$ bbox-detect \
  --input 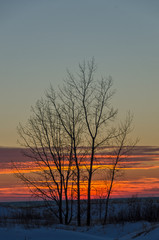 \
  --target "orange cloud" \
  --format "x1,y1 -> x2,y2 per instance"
0,146 -> 159,201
